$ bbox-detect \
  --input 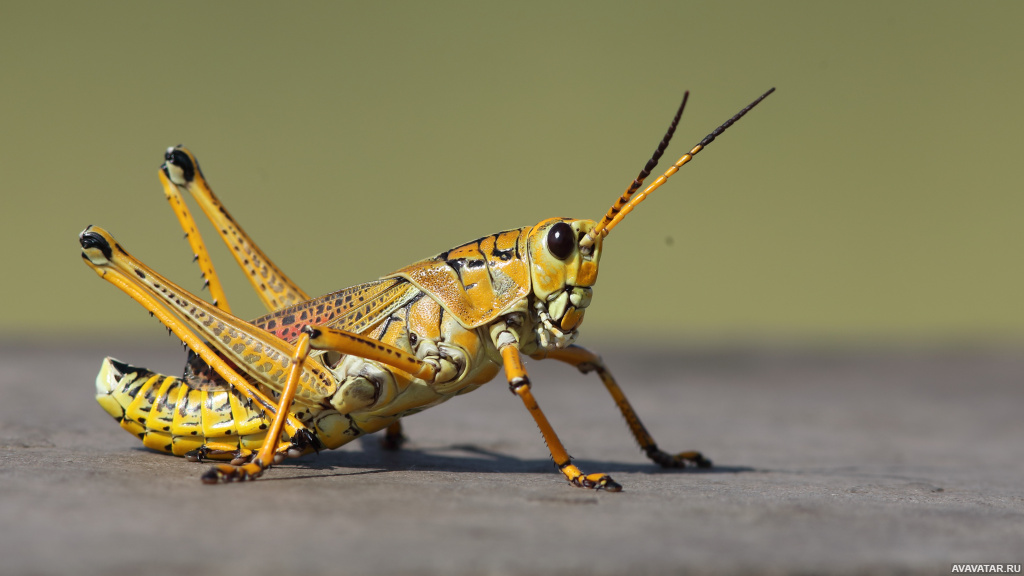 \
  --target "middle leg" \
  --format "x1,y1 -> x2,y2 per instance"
381,421 -> 406,451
